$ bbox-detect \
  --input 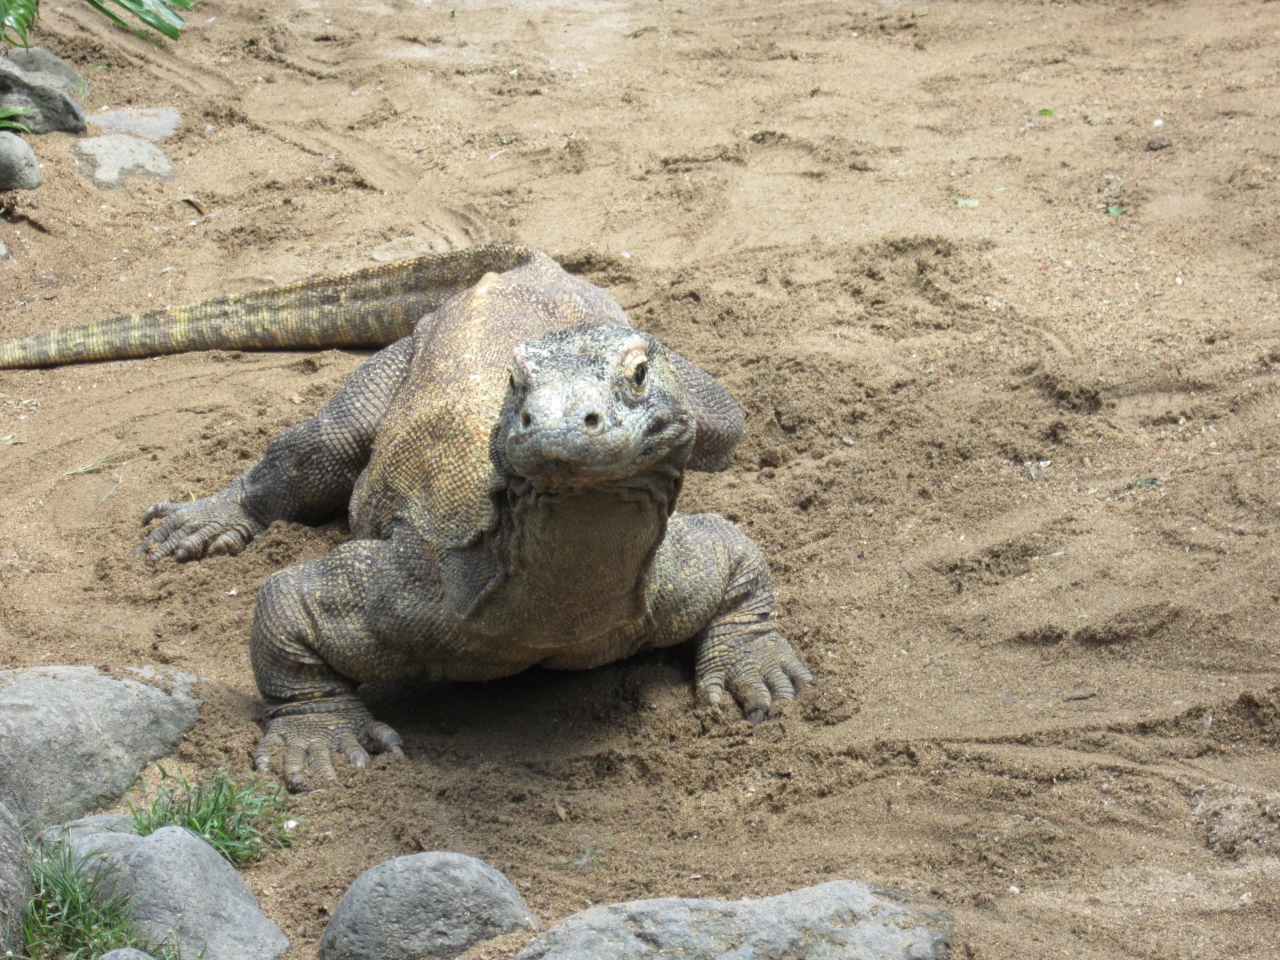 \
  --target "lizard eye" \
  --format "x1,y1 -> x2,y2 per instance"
633,361 -> 647,389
